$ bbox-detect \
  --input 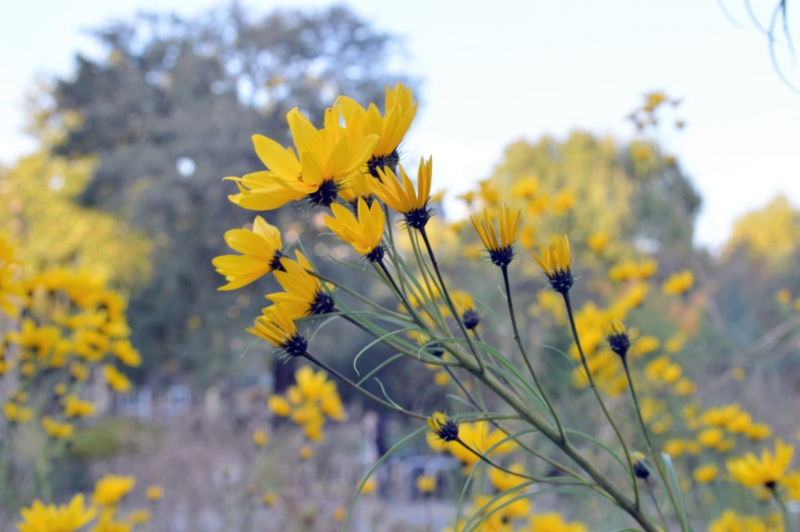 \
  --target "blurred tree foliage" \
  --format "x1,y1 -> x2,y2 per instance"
723,194 -> 800,273
0,151 -> 151,289
488,132 -> 702,259
38,4 -> 411,388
